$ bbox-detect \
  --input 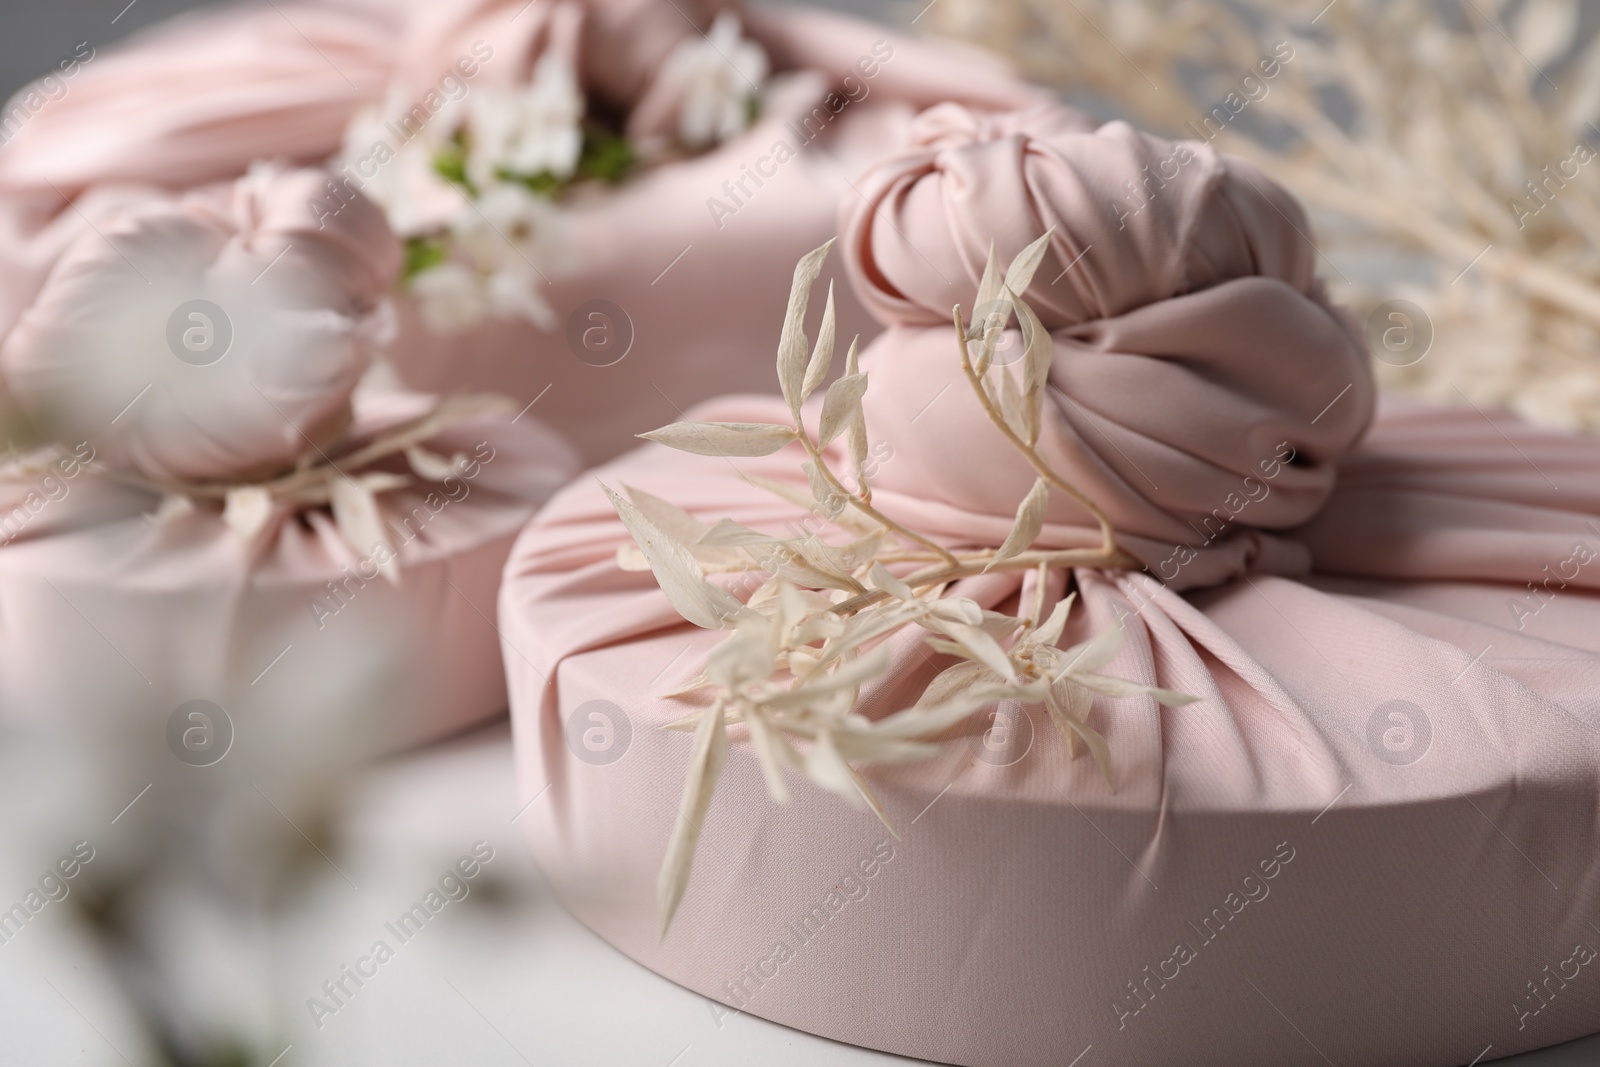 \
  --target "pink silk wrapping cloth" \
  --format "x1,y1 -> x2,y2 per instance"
0,162 -> 581,748
501,105 -> 1600,1065
0,389 -> 577,748
0,0 -> 1047,466
380,1 -> 1051,463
